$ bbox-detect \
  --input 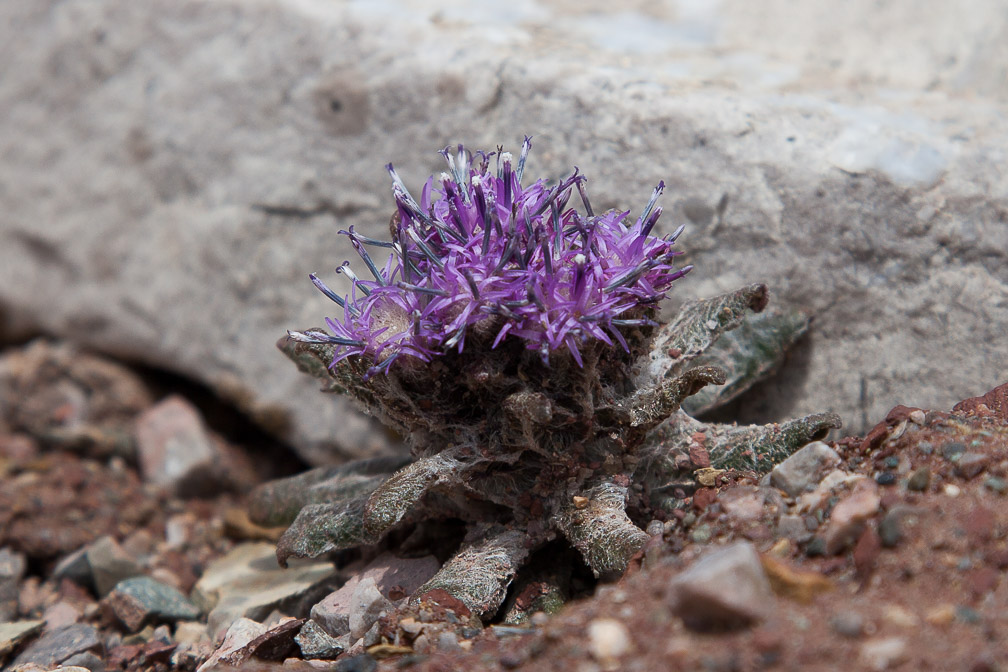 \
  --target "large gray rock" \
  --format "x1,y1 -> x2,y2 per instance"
2,1 -> 1007,464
